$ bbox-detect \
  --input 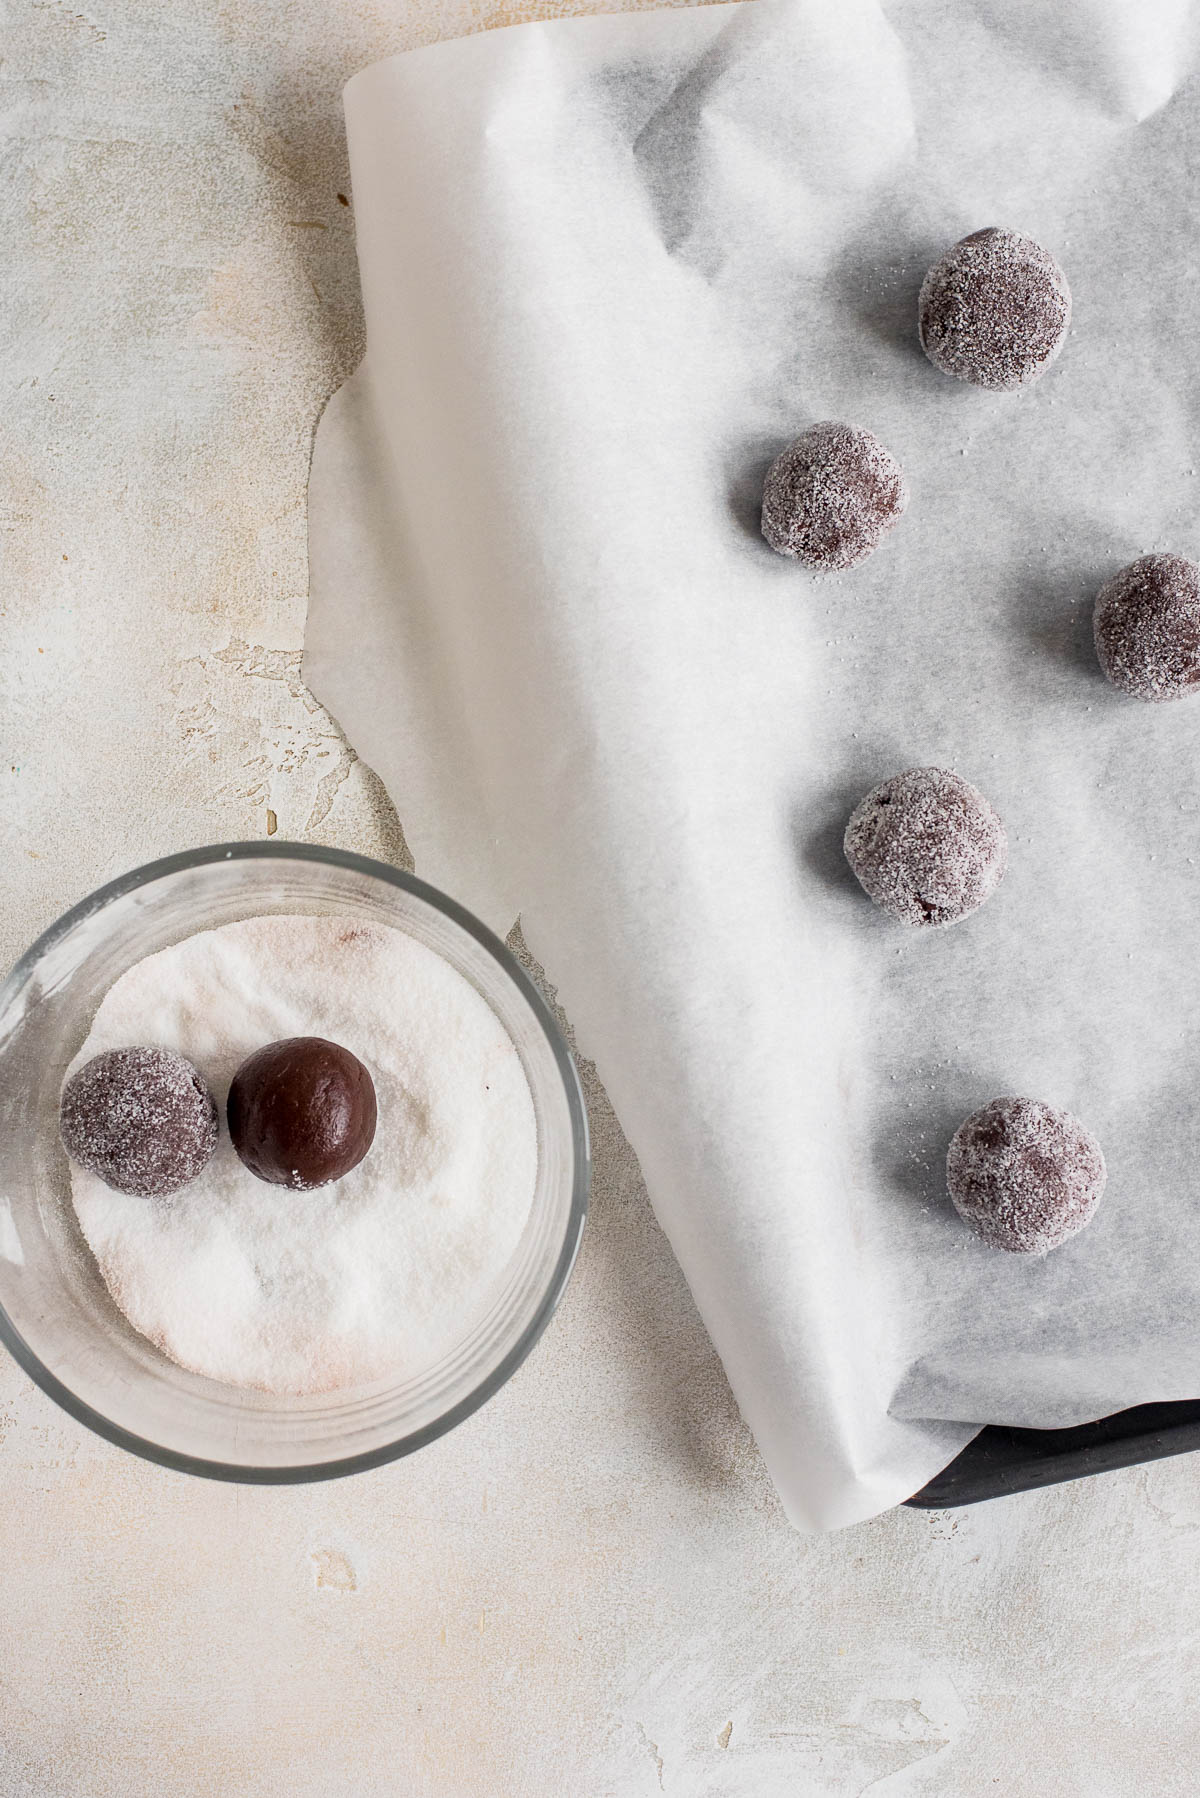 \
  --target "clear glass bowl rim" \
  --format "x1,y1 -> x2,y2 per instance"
0,841 -> 590,1484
